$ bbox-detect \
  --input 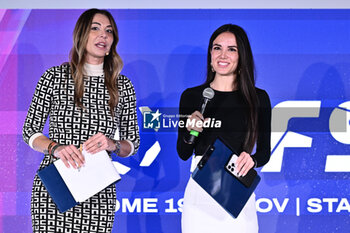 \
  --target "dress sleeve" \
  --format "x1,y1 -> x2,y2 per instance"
252,89 -> 272,167
22,68 -> 54,148
118,76 -> 140,156
176,89 -> 195,161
